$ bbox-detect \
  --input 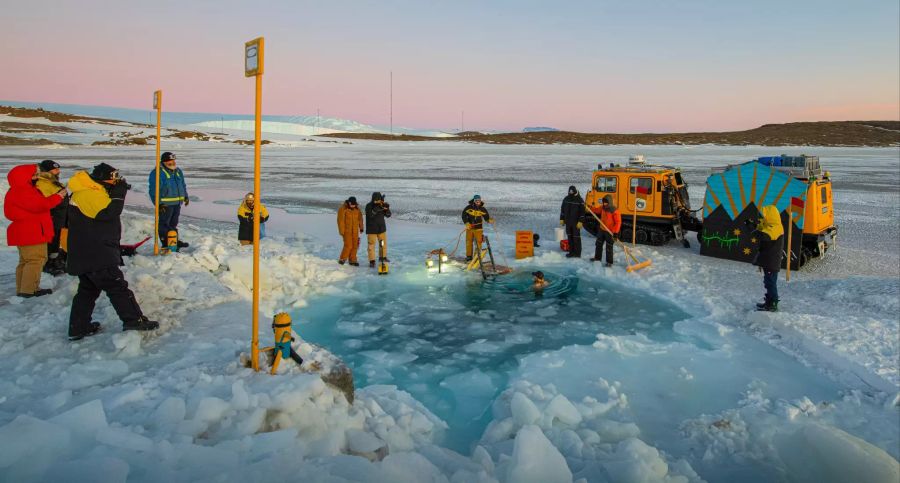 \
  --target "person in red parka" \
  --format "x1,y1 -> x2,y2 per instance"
4,164 -> 67,297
